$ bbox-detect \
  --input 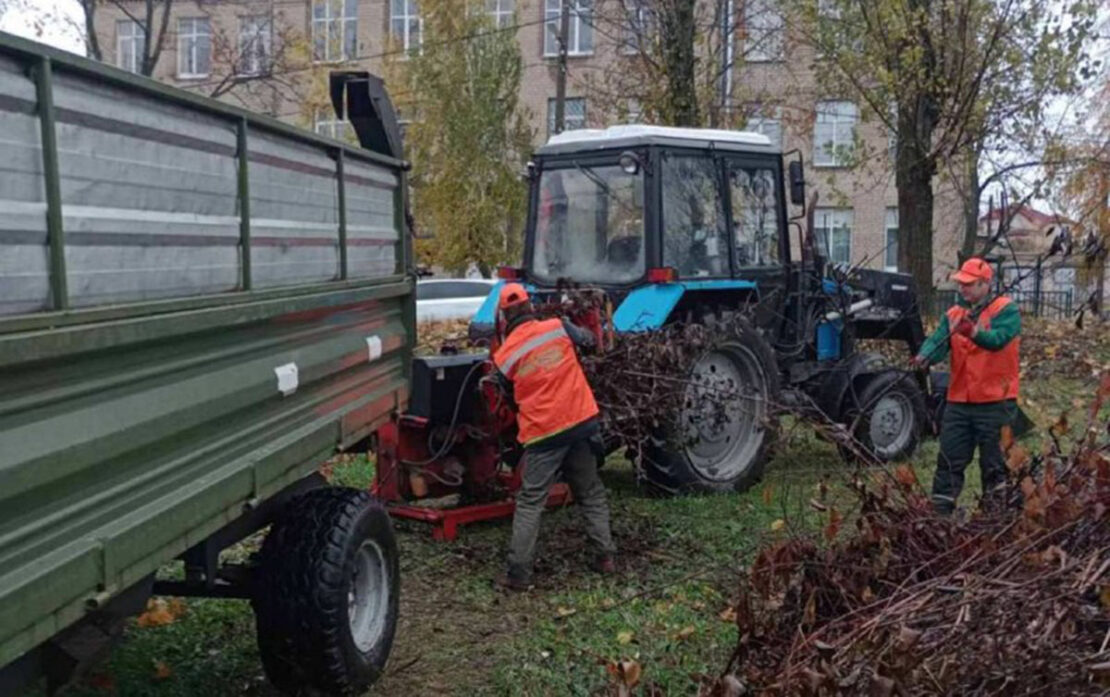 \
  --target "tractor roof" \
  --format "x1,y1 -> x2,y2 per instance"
537,125 -> 778,156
